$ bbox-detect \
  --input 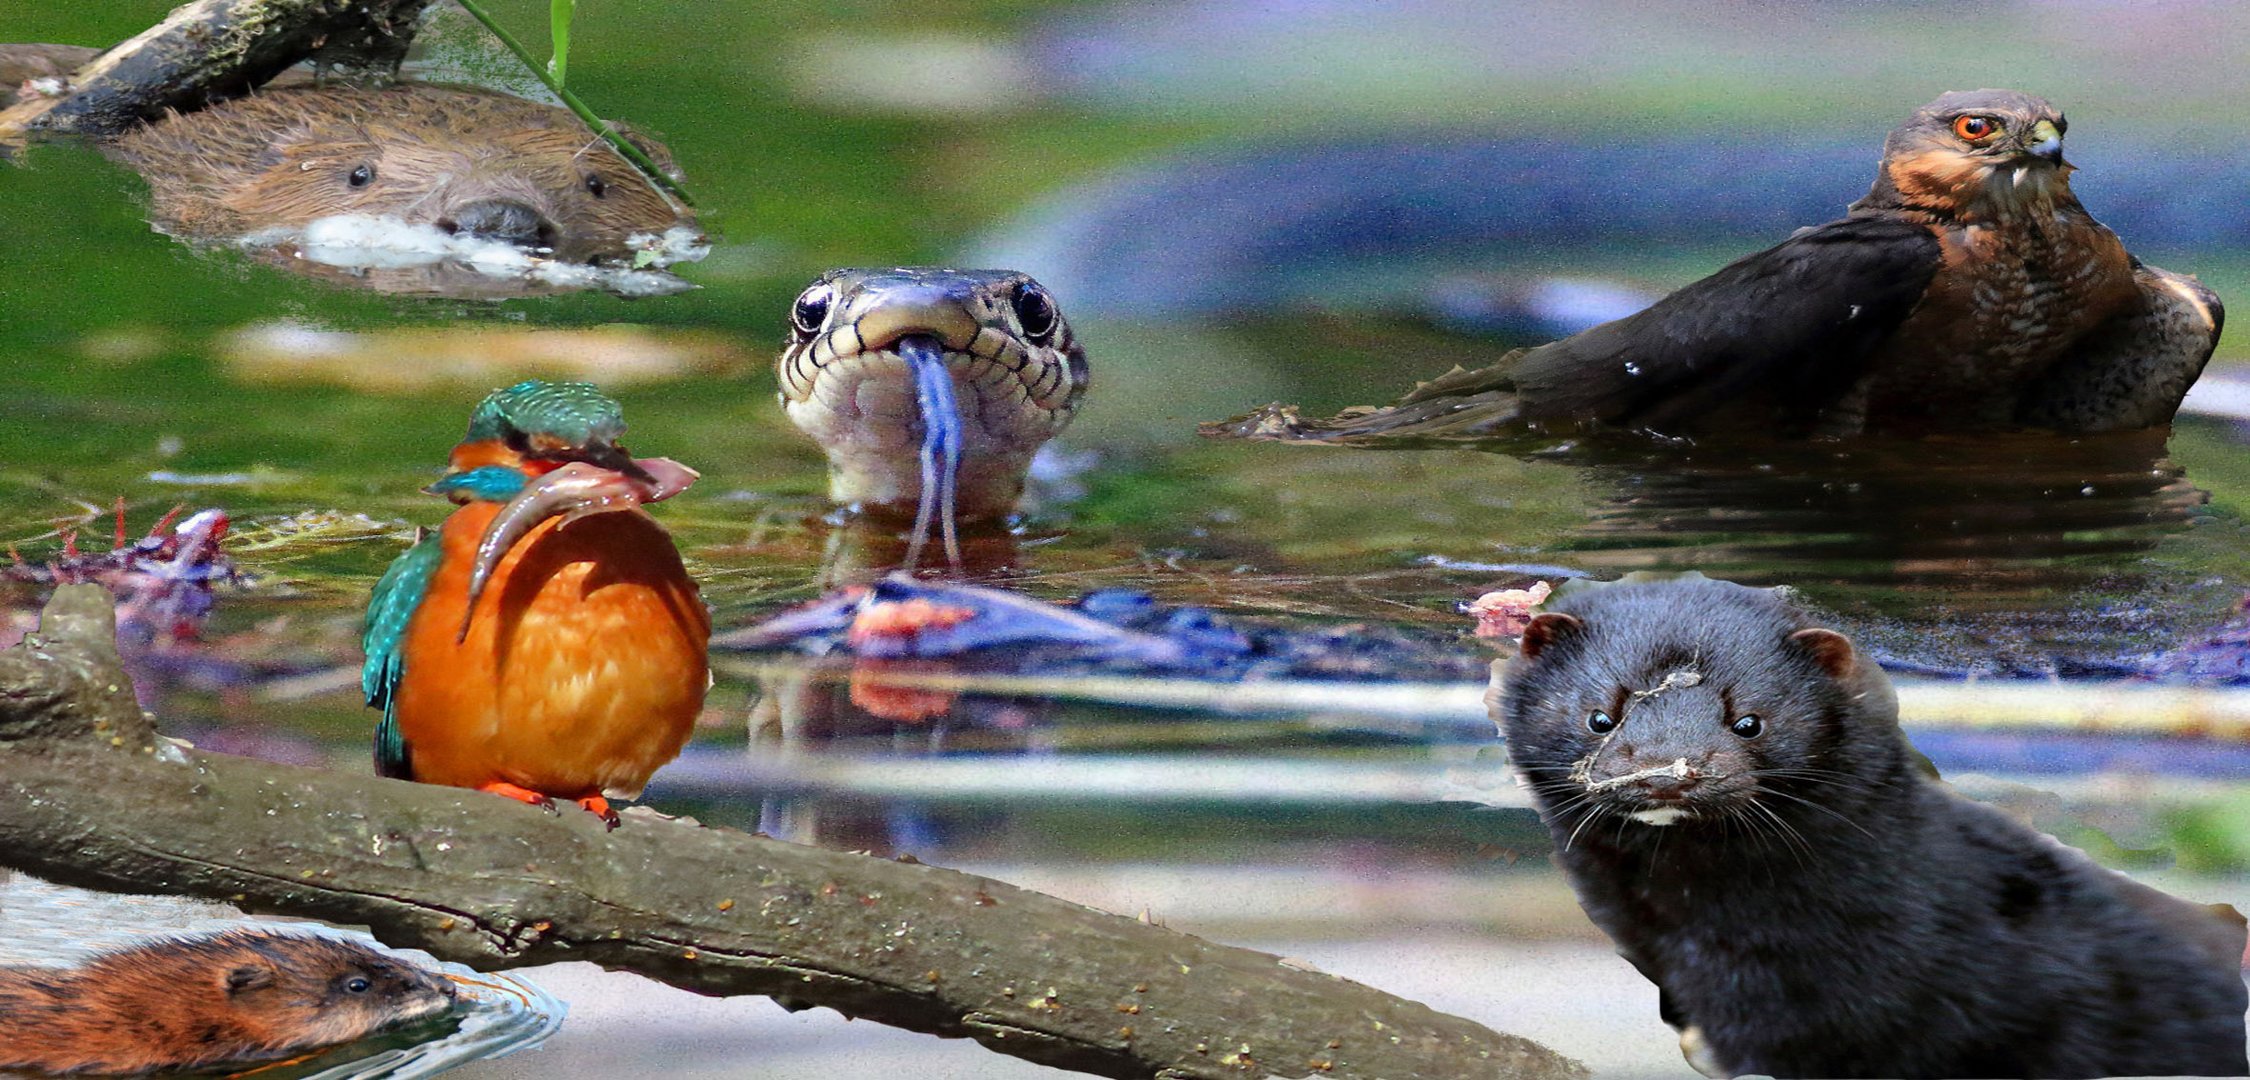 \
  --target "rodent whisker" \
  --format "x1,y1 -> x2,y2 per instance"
1750,785 -> 1878,842
1562,800 -> 1612,853
1737,798 -> 1817,870
1750,765 -> 1898,792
